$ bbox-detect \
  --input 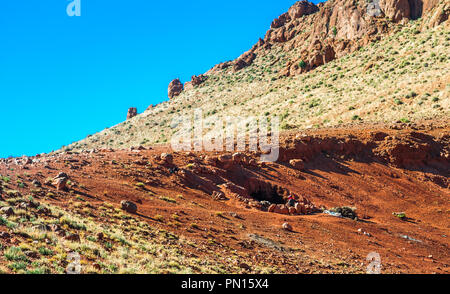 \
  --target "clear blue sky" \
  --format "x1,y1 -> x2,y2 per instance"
0,0 -> 322,158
